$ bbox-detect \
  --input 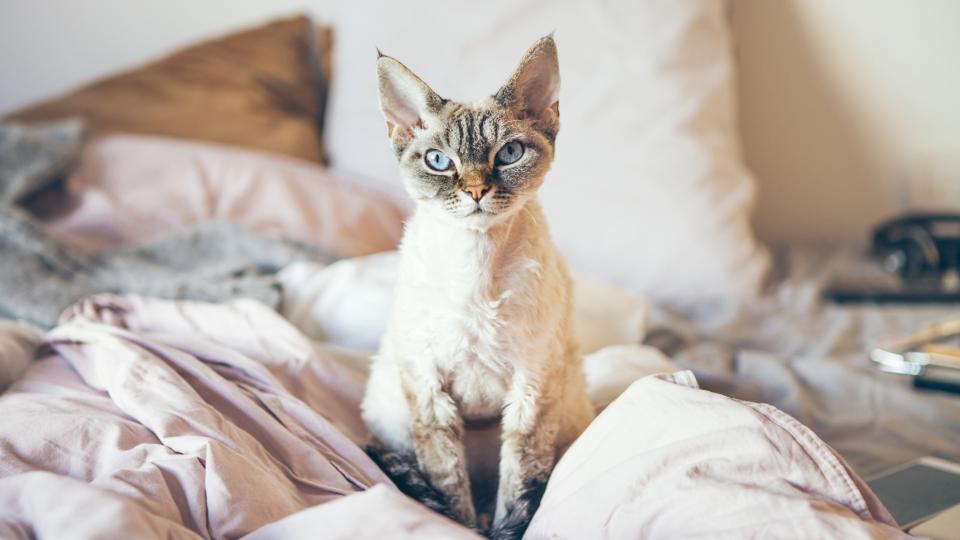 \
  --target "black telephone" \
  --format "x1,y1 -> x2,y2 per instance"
827,213 -> 960,303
